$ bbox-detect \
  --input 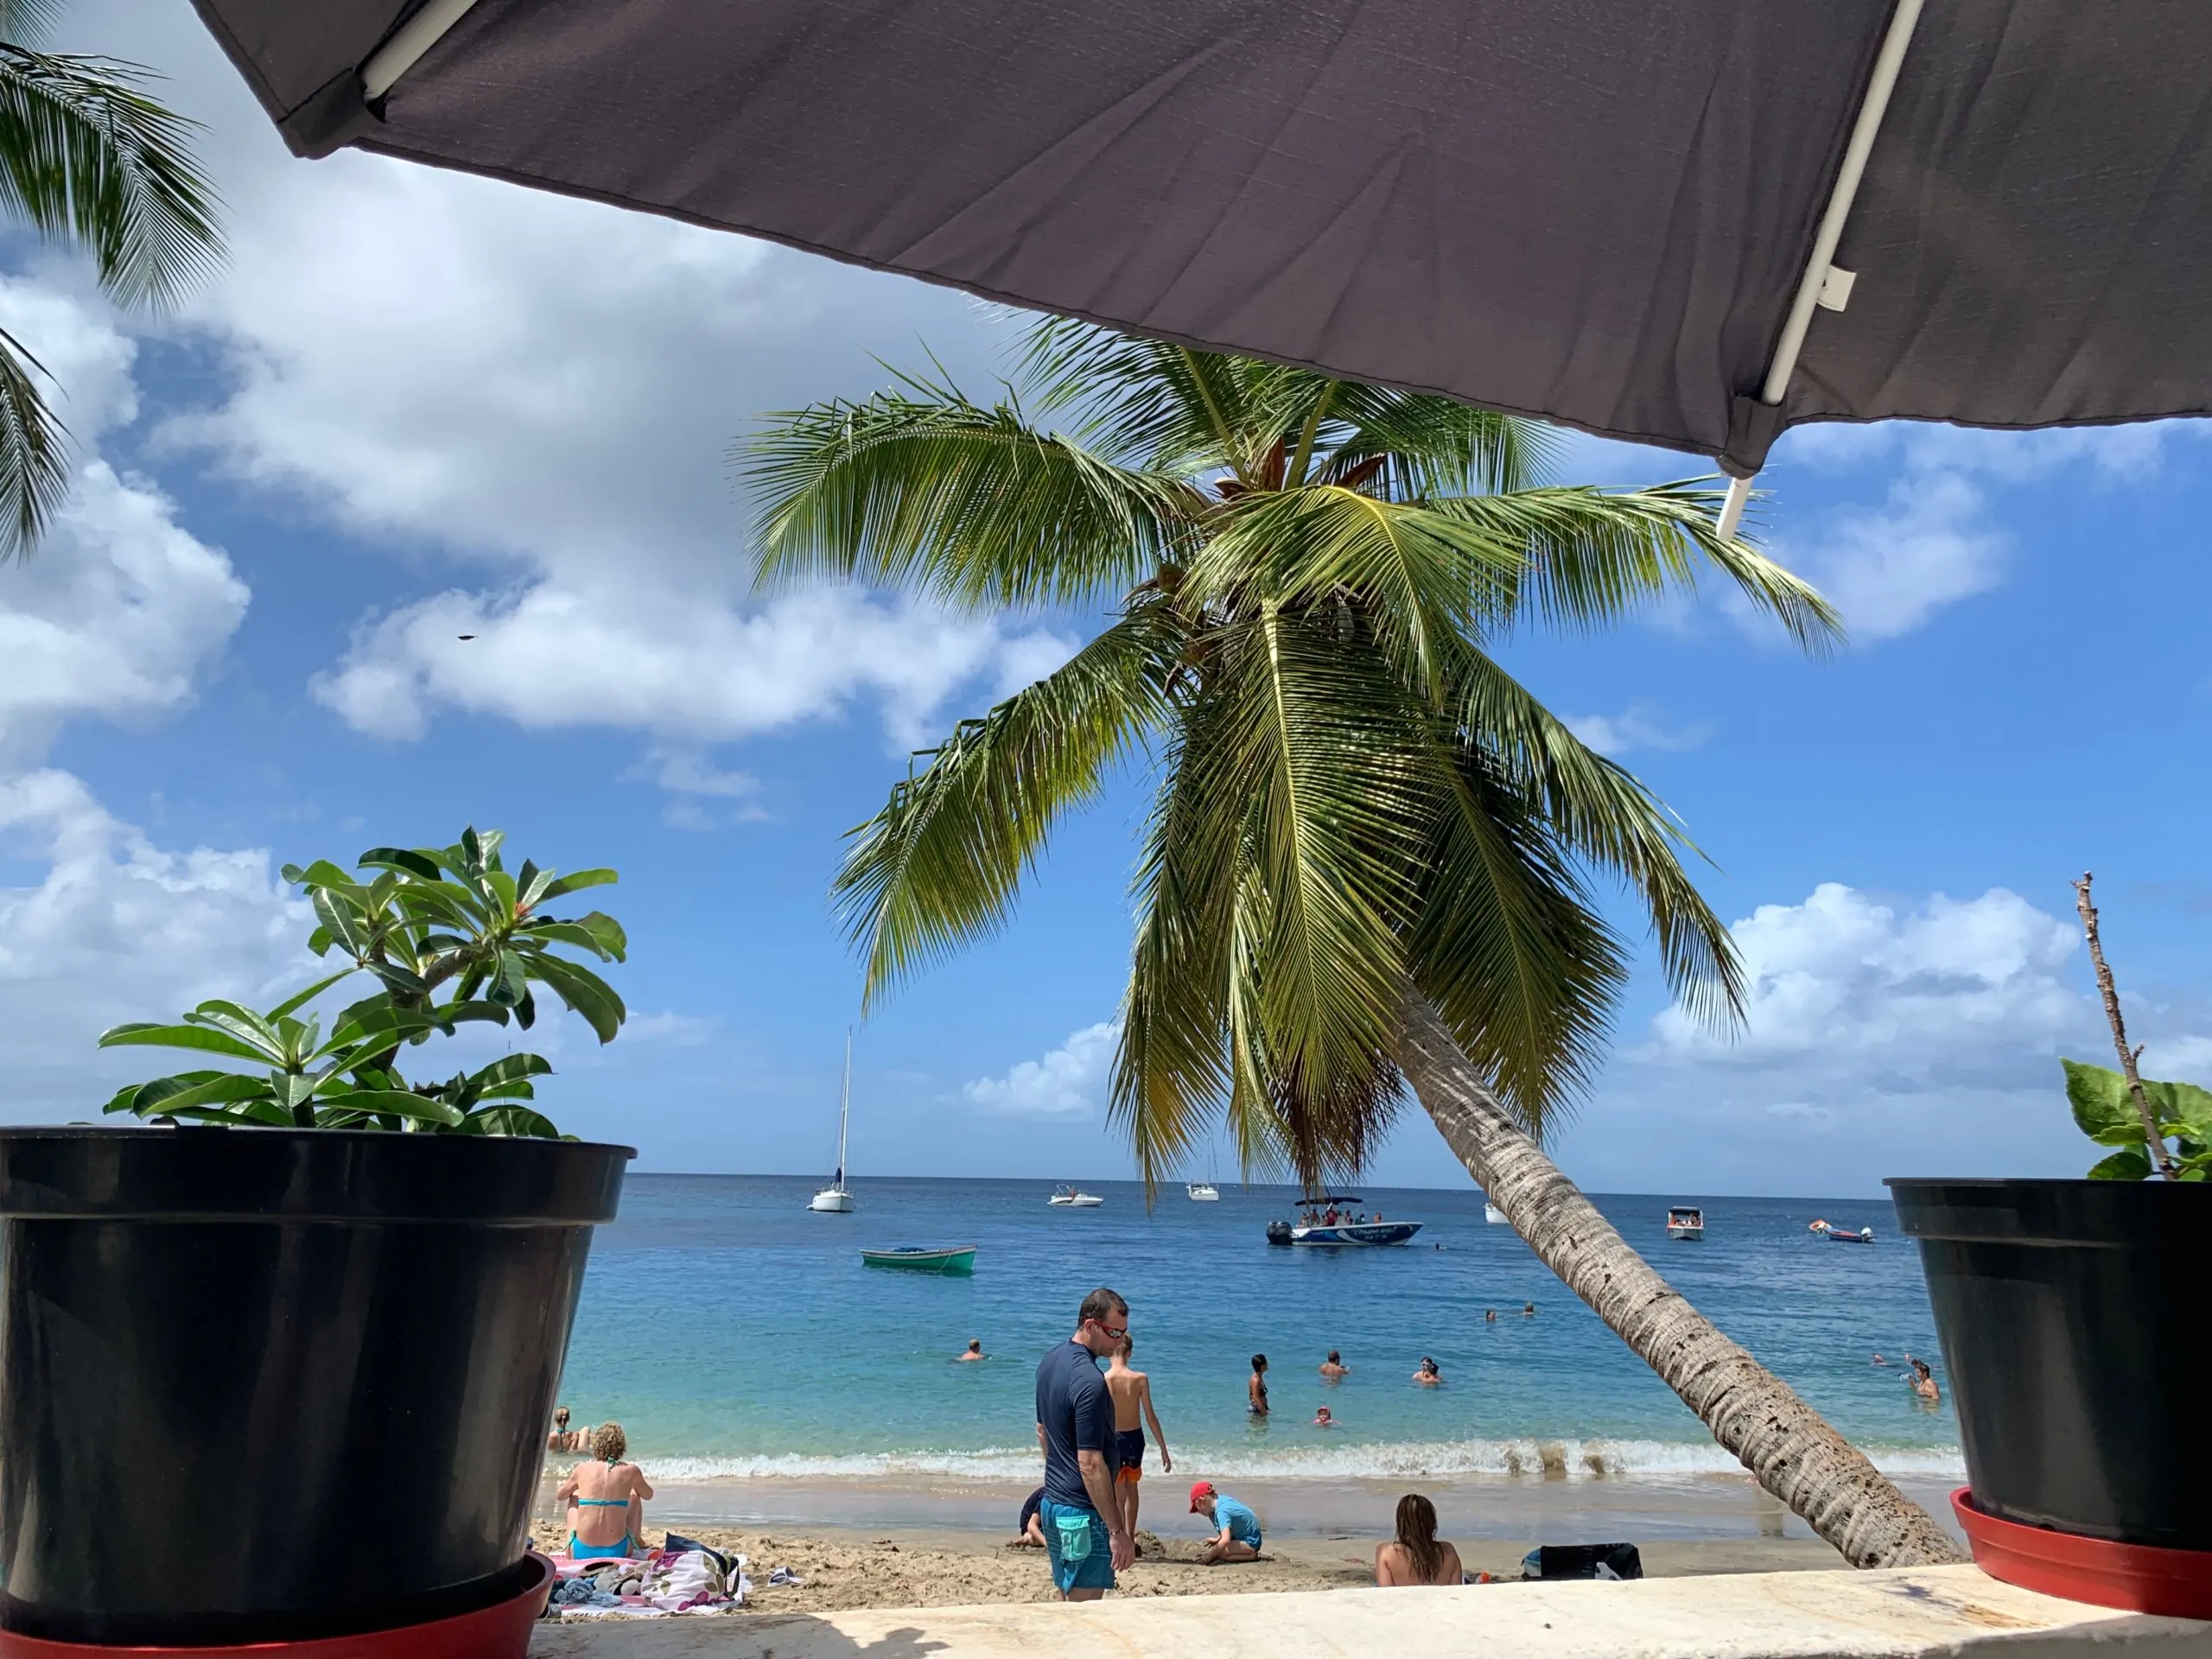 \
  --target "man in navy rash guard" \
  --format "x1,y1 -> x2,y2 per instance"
1033,1287 -> 1135,1599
